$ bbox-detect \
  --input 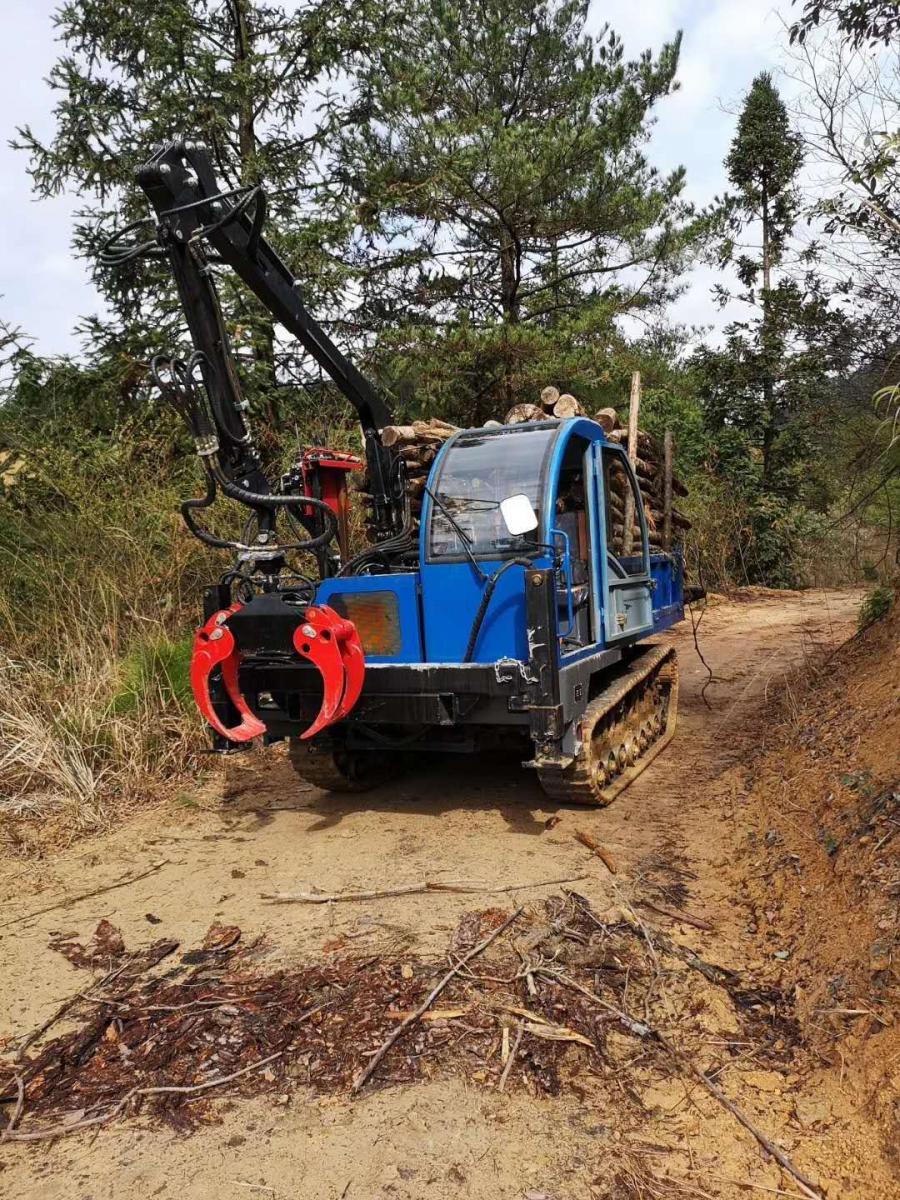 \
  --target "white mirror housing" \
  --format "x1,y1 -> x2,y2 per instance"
499,493 -> 539,536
